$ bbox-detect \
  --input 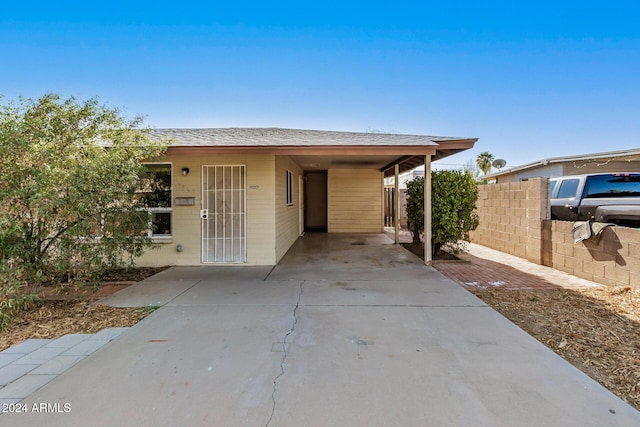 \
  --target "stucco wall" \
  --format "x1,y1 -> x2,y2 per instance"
494,160 -> 640,183
560,162 -> 640,176
327,169 -> 383,233
136,152 -> 277,266
494,165 -> 563,183
275,156 -> 303,263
